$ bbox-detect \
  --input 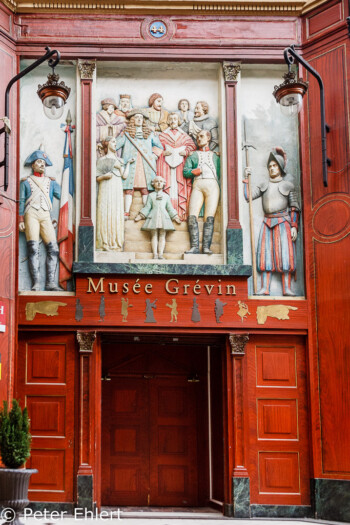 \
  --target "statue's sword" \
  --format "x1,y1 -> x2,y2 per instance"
242,119 -> 258,295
